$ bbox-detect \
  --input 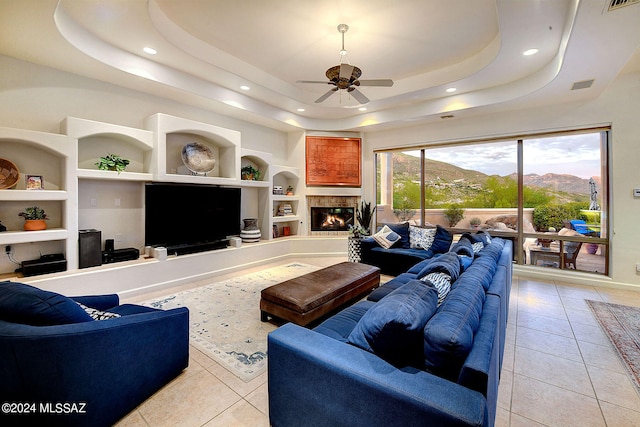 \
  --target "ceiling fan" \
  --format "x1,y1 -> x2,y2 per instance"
297,24 -> 394,104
